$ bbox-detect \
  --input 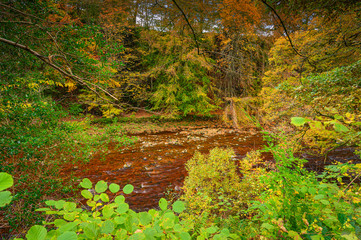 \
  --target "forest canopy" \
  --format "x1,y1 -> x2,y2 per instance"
1,0 -> 361,239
